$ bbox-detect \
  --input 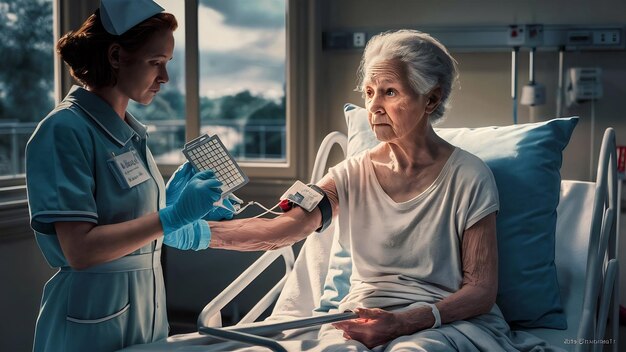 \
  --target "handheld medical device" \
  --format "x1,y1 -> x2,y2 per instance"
182,133 -> 249,214
183,134 -> 249,195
